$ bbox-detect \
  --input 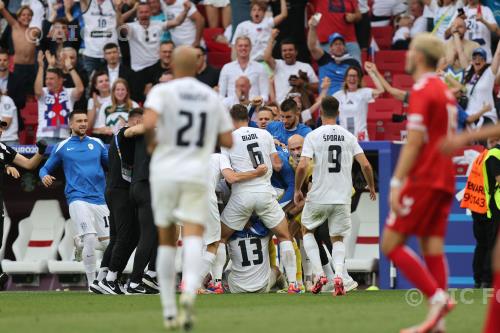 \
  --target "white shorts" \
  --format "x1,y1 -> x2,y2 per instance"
68,201 -> 110,238
301,203 -> 351,237
204,197 -> 221,245
221,192 -> 285,231
151,180 -> 209,227
227,270 -> 276,294
203,0 -> 230,7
